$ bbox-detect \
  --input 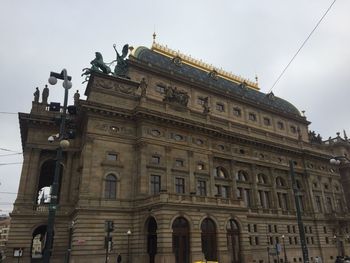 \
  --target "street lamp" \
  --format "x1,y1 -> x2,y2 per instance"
43,69 -> 72,263
127,230 -> 131,263
282,235 -> 288,263
289,160 -> 309,263
330,156 -> 350,165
